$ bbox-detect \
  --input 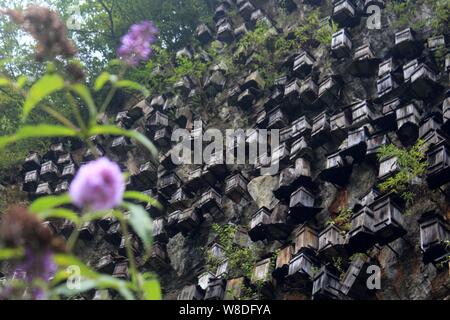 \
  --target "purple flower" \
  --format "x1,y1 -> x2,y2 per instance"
69,157 -> 125,211
118,21 -> 158,66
